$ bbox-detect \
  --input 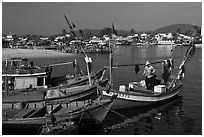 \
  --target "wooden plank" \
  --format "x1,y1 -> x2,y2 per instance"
50,104 -> 62,114
13,108 -> 35,118
27,106 -> 47,118
3,109 -> 22,118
